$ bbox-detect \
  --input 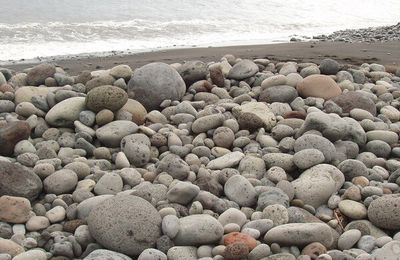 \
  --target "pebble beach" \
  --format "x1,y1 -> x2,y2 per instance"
1,27 -> 400,260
